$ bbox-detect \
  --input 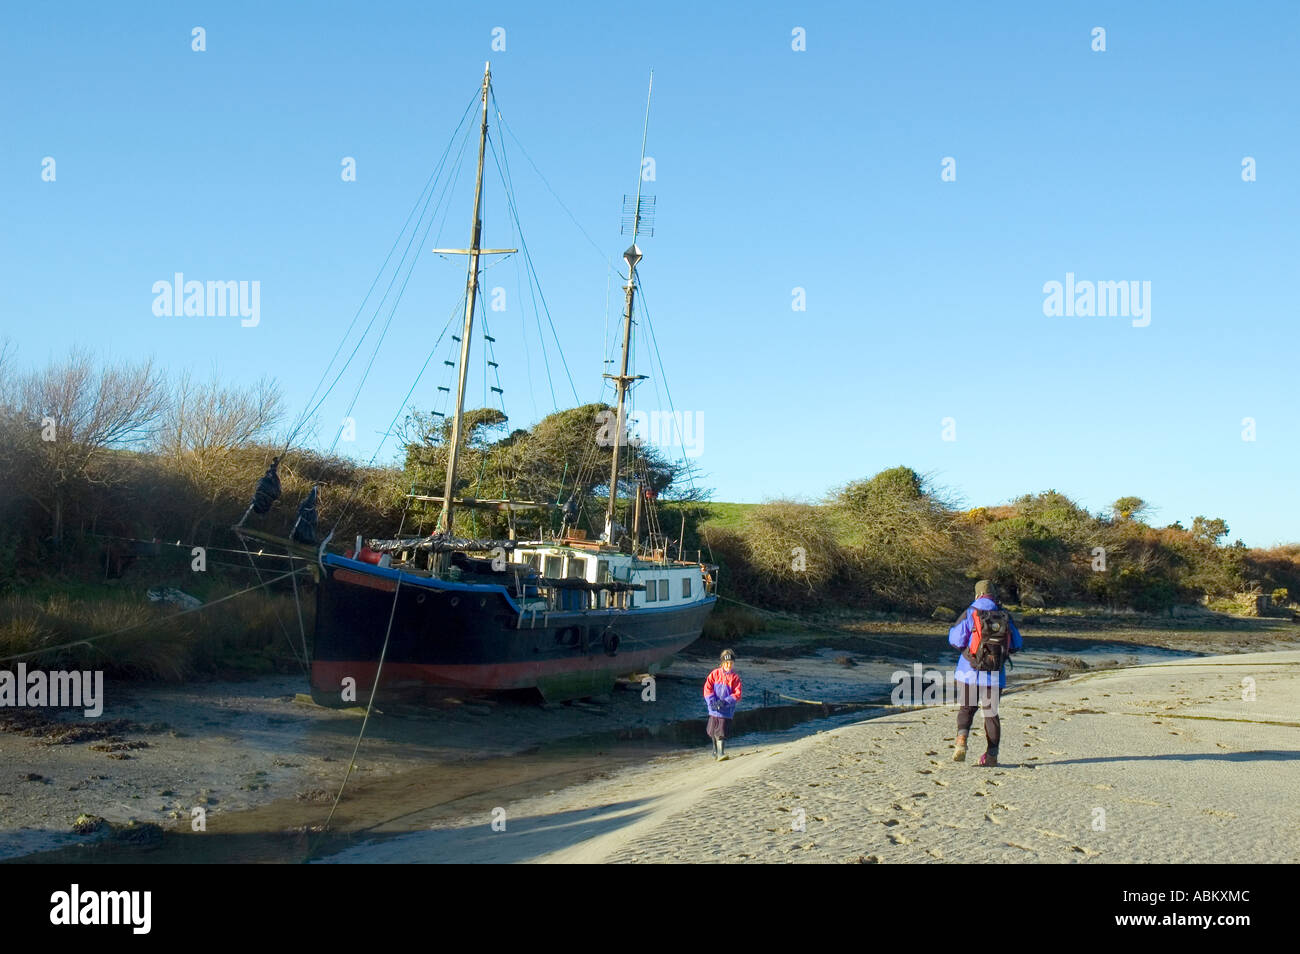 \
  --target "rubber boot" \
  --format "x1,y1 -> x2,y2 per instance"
717,739 -> 728,761
953,732 -> 968,762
